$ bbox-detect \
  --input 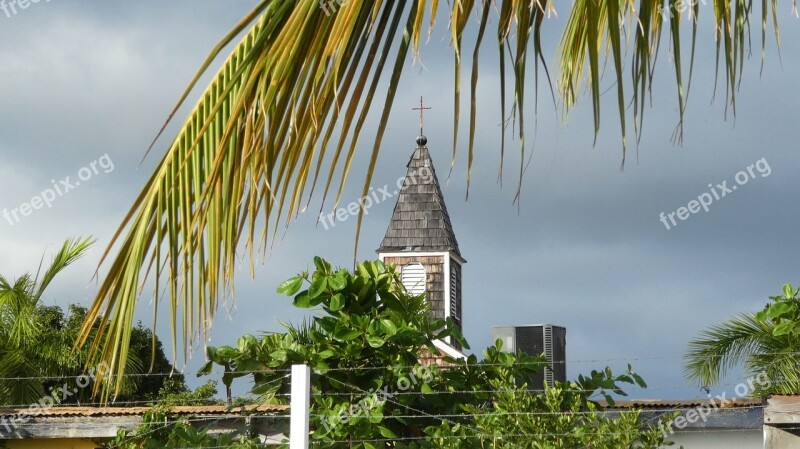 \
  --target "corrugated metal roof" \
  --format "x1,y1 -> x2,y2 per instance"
377,142 -> 461,256
603,398 -> 761,409
0,404 -> 287,418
